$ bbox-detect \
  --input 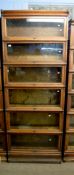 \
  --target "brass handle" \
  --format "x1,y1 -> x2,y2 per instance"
57,24 -> 61,27
7,69 -> 9,73
8,44 -> 12,47
57,71 -> 60,74
48,114 -> 51,117
57,90 -> 60,93
58,50 -> 61,53
48,138 -> 52,142
60,29 -> 62,31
